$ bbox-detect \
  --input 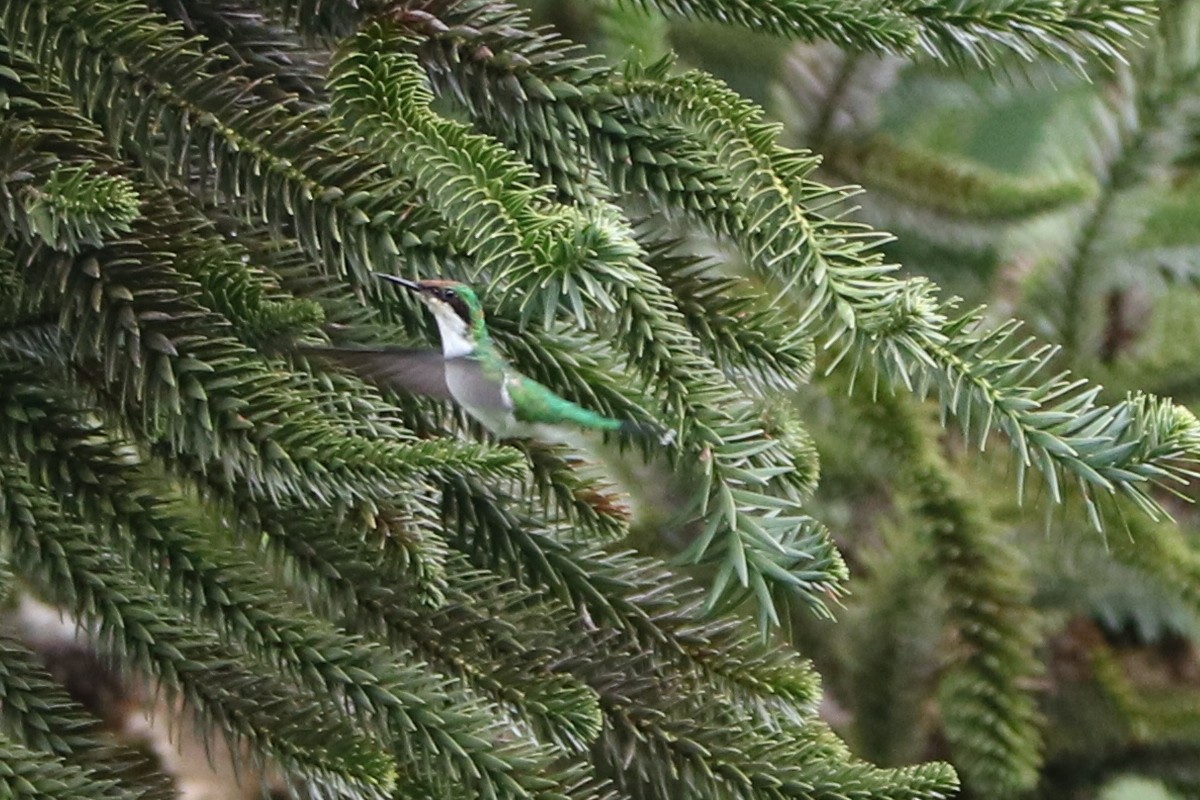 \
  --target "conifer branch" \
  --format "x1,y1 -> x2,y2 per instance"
0,732 -> 145,800
1052,12 -> 1200,360
517,443 -> 633,540
595,682 -> 959,800
826,135 -> 1095,222
442,476 -> 825,710
779,45 -> 890,151
251,501 -> 610,753
887,314 -> 1200,519
930,531 -> 1041,797
408,2 -> 741,215
254,494 -> 451,612
137,186 -> 327,348
6,161 -> 140,253
646,242 -> 818,393
617,65 -> 1200,525
840,532 -> 940,766
614,0 -> 917,52
0,367 -> 605,799
404,11 -> 818,398
153,0 -> 331,109
0,635 -> 175,800
423,507 -> 917,800
622,0 -> 1152,67
0,28 -> 526,501
1,0 -> 447,284
866,393 -> 1042,797
248,0 -> 361,38
0,369 -> 424,731
1103,507 -> 1200,628
548,612 -> 944,800
0,460 -> 399,797
330,24 -> 605,292
373,571 -> 609,754
1057,93 -> 1149,359
0,59 -> 139,253
886,0 -> 1154,68
120,433 -> 611,756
